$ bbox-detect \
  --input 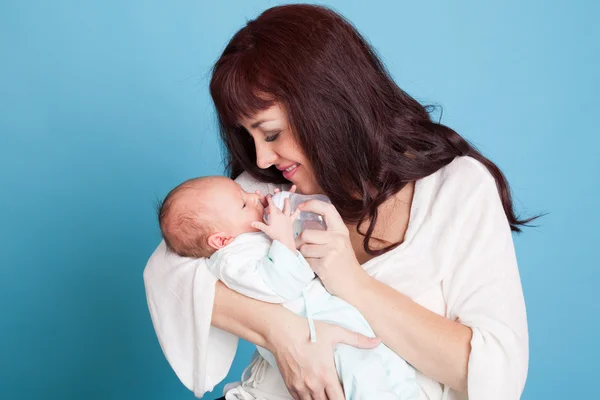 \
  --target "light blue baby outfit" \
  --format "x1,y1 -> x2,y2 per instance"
207,232 -> 419,400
